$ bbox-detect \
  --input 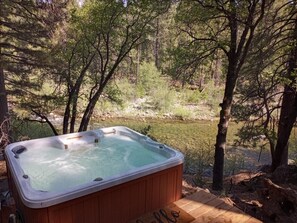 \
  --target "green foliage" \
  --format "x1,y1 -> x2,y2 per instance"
202,81 -> 223,111
1,0 -> 64,124
176,82 -> 223,116
172,106 -> 193,120
231,104 -> 255,122
150,86 -> 176,112
183,142 -> 214,186
235,124 -> 276,149
224,153 -> 245,176
181,89 -> 206,104
95,100 -> 121,115
137,62 -> 164,96
54,0 -> 172,132
104,85 -> 124,107
93,62 -> 177,114
135,62 -> 177,111
115,78 -> 136,103
11,118 -> 54,142
168,0 -> 226,87
289,130 -> 297,163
